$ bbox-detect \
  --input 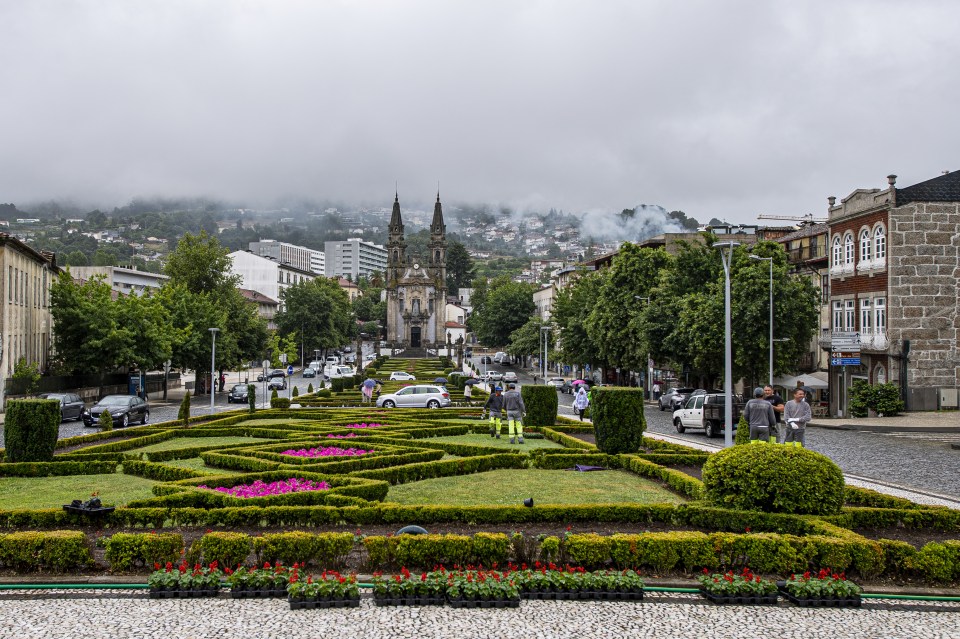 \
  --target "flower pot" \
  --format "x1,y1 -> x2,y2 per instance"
779,590 -> 861,608
702,590 -> 777,605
